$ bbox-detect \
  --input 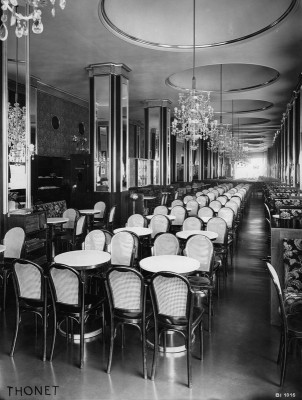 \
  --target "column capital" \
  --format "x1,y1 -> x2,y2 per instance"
143,99 -> 172,108
86,63 -> 131,79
